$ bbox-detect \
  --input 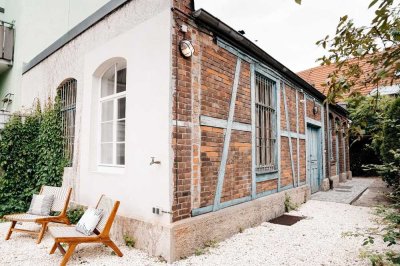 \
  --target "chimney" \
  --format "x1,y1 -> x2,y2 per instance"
173,0 -> 195,15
